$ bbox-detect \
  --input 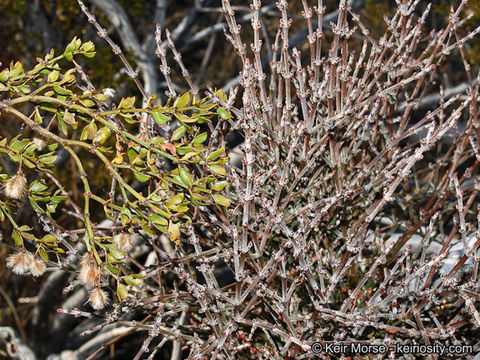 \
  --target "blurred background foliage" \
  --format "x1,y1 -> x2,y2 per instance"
0,0 -> 479,358
1,0 -> 478,90
1,0 -> 478,87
